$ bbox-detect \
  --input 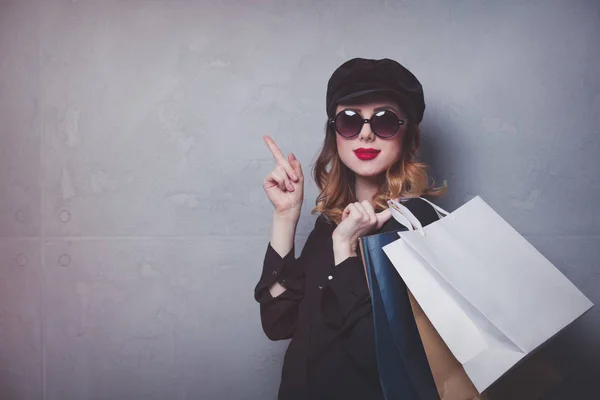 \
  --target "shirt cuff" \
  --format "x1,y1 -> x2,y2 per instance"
254,242 -> 300,303
320,256 -> 370,328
